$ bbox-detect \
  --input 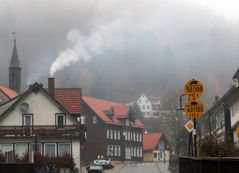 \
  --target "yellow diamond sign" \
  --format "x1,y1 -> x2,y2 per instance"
185,120 -> 194,133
